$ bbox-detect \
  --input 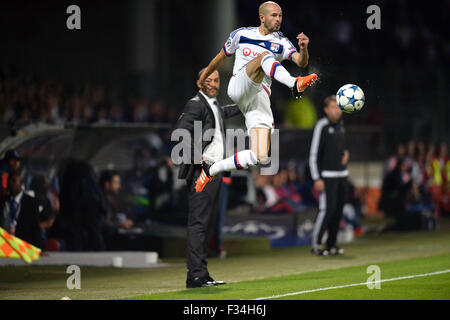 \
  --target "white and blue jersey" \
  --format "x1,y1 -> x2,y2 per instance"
223,27 -> 297,92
